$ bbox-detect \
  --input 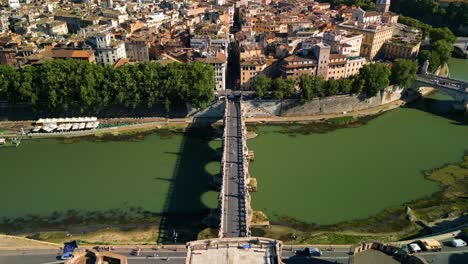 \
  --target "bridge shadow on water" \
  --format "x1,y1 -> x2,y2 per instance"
403,89 -> 467,126
157,116 -> 223,244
